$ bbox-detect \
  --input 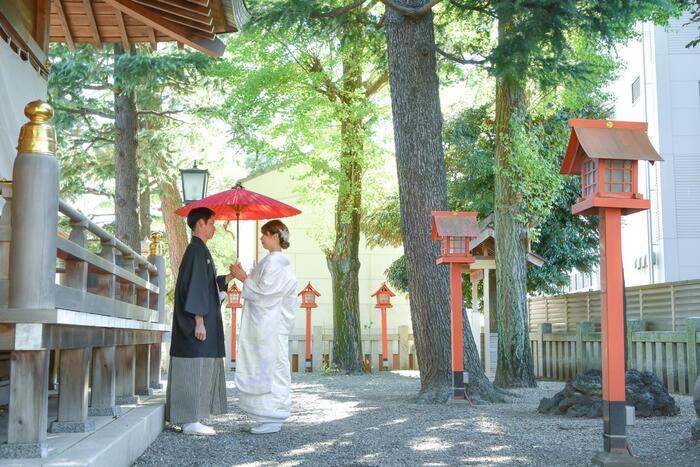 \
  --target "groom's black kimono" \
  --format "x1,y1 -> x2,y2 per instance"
166,235 -> 228,424
171,236 -> 226,358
